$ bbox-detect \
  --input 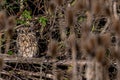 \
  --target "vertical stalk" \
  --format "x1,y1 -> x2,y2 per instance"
71,33 -> 77,80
